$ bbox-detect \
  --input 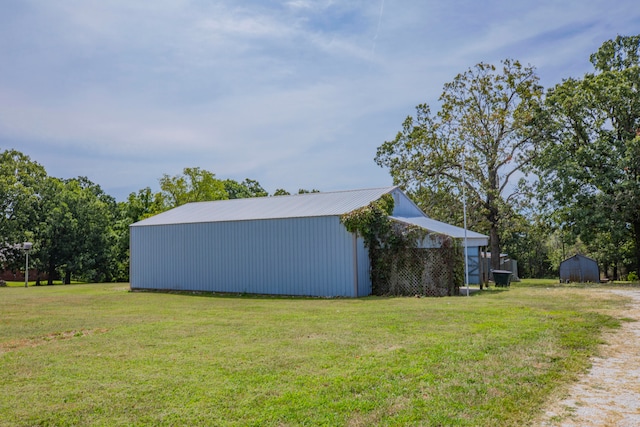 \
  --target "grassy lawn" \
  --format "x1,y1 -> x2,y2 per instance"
0,282 -> 629,426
